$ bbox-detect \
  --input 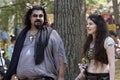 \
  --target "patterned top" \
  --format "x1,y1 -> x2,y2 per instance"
87,47 -> 94,60
86,37 -> 114,61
